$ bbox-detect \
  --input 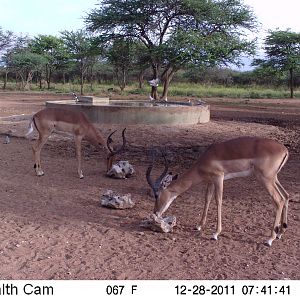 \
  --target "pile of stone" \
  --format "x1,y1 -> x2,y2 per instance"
140,214 -> 176,233
107,161 -> 135,179
101,190 -> 135,209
